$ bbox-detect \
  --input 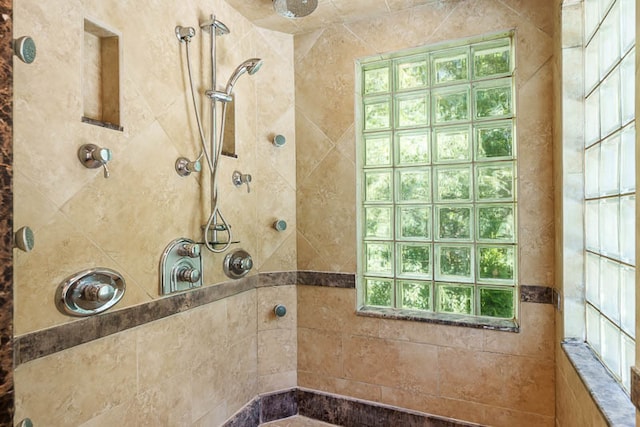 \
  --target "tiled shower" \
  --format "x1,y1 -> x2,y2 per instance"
0,0 -> 629,426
